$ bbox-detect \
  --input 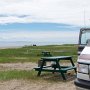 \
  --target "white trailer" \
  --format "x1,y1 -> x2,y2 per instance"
74,28 -> 90,90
